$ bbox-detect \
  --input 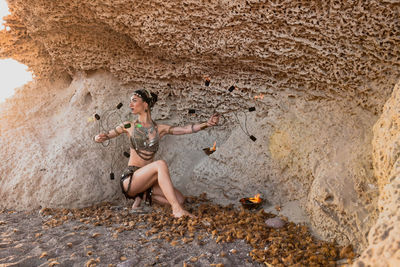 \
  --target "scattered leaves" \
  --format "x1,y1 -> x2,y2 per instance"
39,252 -> 48,258
48,261 -> 60,266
